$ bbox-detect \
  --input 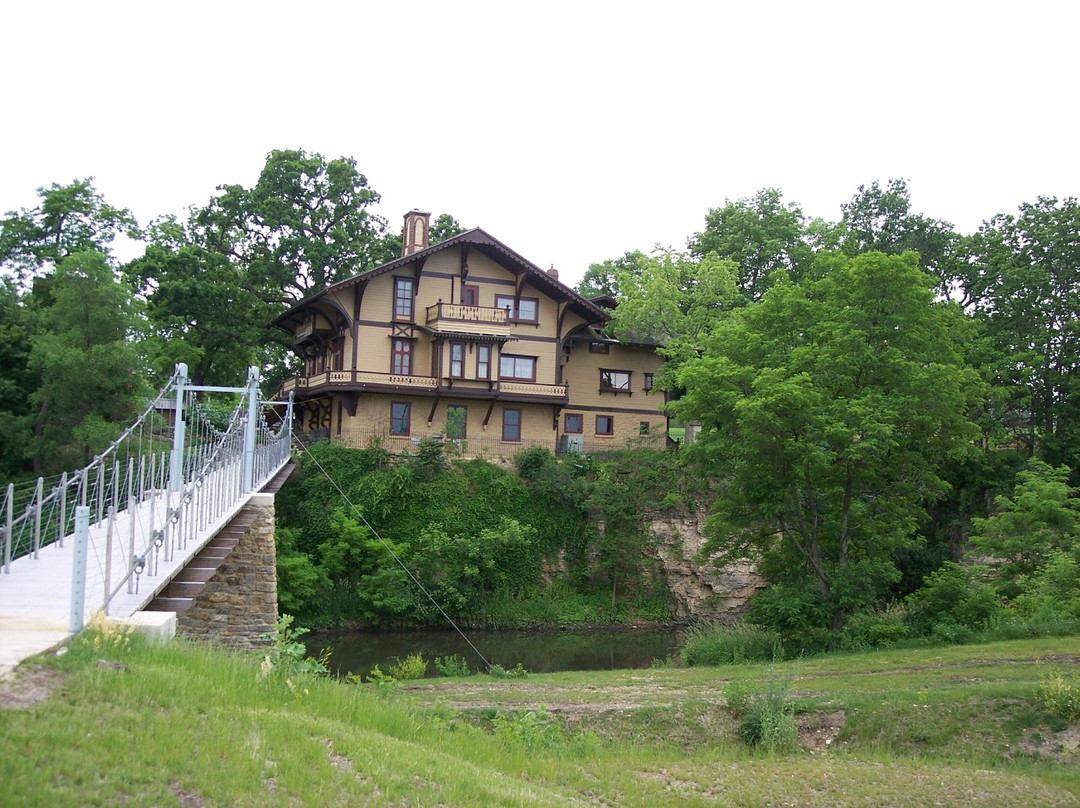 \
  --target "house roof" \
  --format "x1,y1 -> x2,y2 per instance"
272,227 -> 610,331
